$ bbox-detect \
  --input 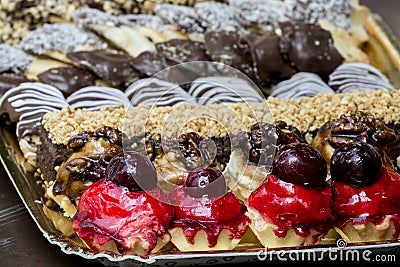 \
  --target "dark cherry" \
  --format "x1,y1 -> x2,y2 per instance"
184,167 -> 227,198
272,143 -> 327,188
105,151 -> 158,192
330,141 -> 383,187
